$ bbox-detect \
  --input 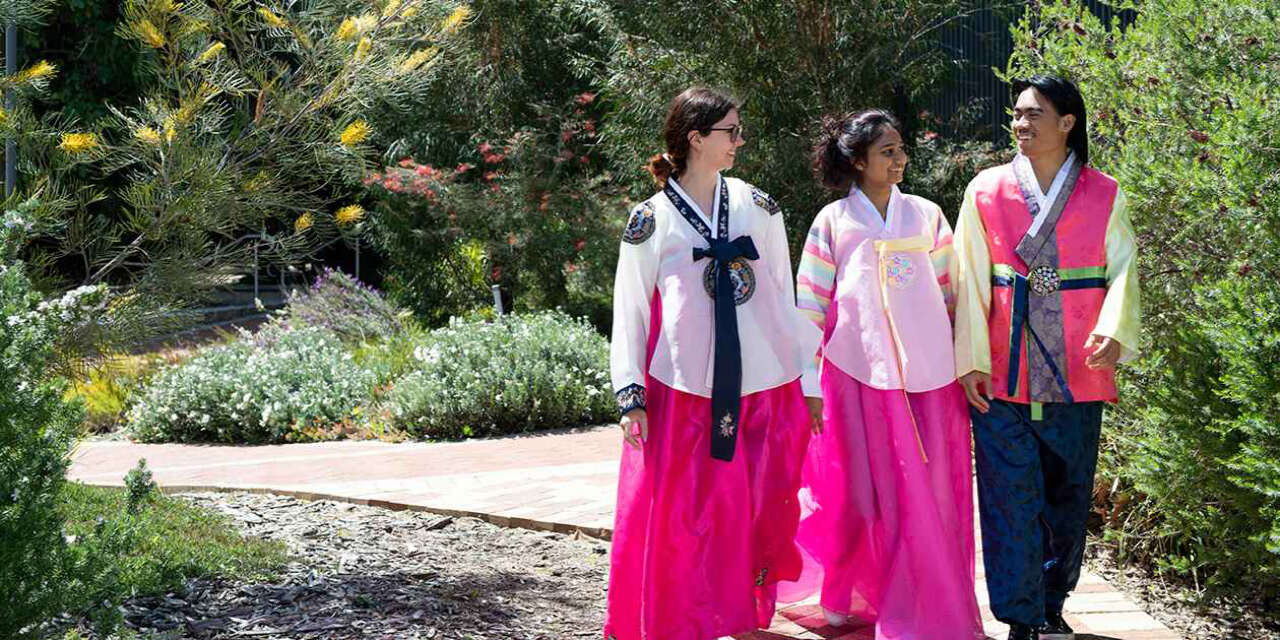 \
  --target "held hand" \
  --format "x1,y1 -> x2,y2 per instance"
1084,334 -> 1121,370
620,408 -> 648,449
959,371 -> 992,413
805,397 -> 824,435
